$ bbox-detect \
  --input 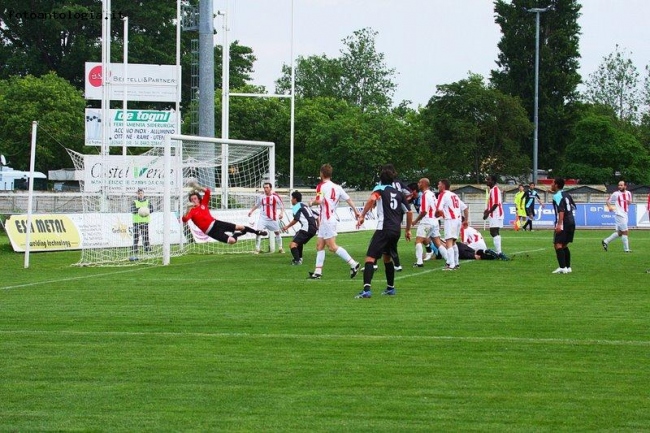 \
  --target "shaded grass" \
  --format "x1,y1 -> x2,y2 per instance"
1,229 -> 649,431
